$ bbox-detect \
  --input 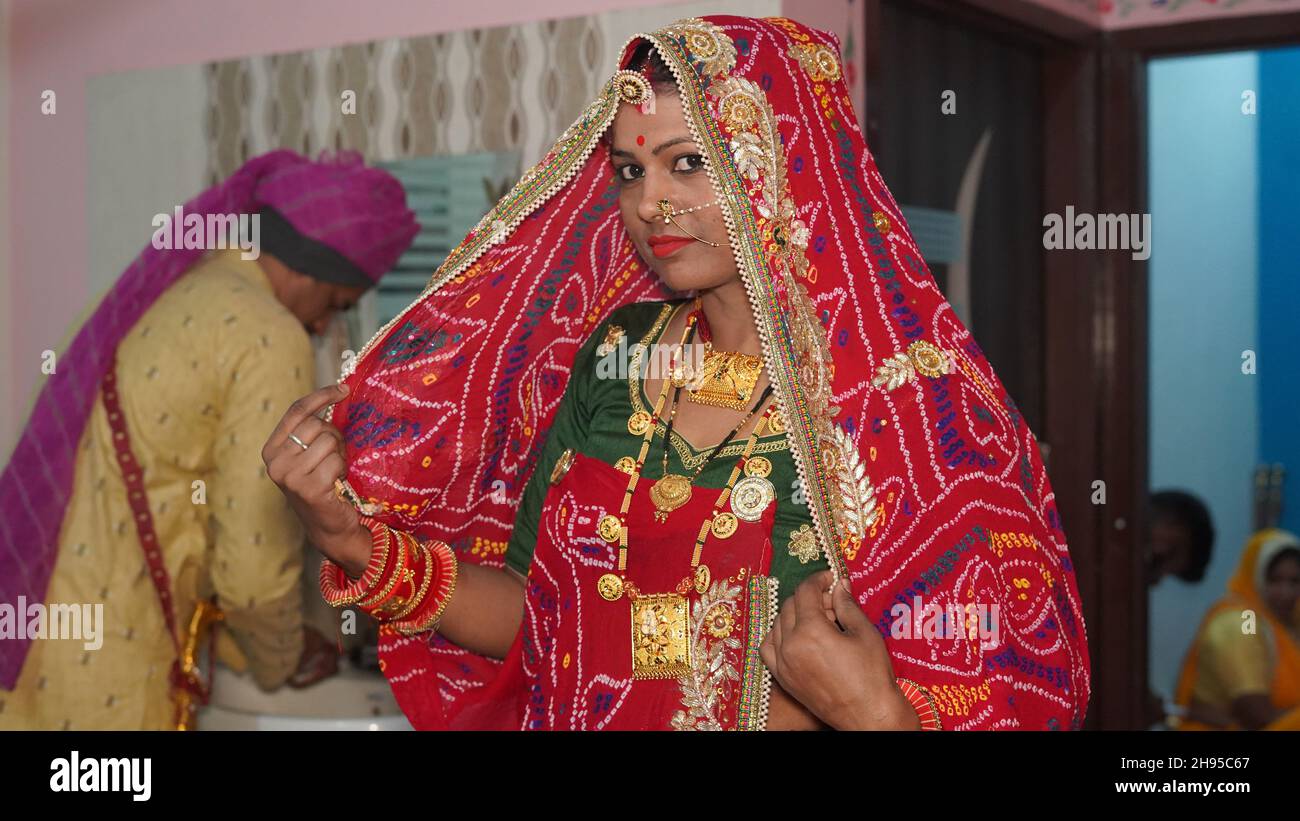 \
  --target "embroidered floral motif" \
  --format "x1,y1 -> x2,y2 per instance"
873,352 -> 915,391
829,427 -> 878,552
671,578 -> 743,731
705,602 -> 735,638
787,523 -> 820,564
908,340 -> 950,378
788,42 -> 841,83
872,340 -> 954,390
662,17 -> 738,79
